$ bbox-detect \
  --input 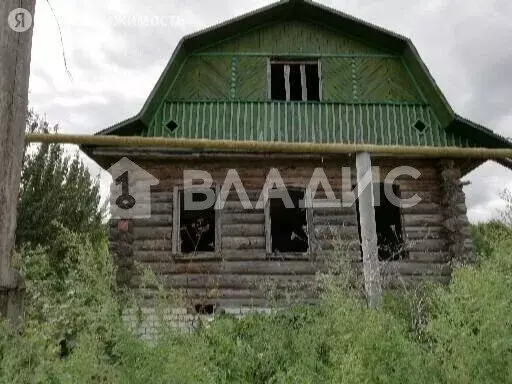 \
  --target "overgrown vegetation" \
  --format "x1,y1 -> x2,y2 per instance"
2,219 -> 511,383
2,113 -> 512,382
17,111 -> 105,249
